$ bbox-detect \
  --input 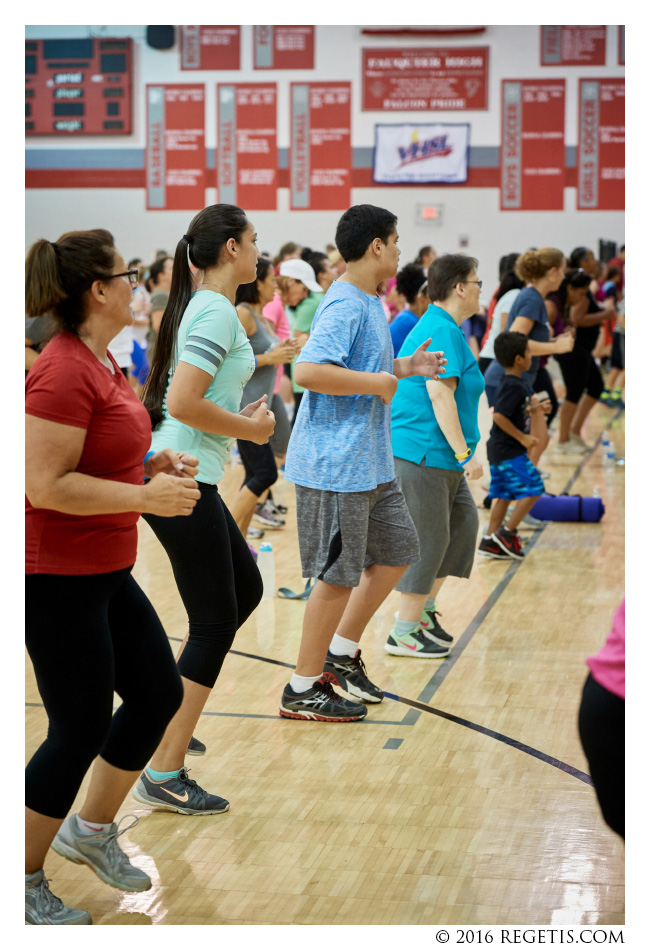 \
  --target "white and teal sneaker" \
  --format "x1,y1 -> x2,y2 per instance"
385,625 -> 450,658
25,870 -> 92,925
